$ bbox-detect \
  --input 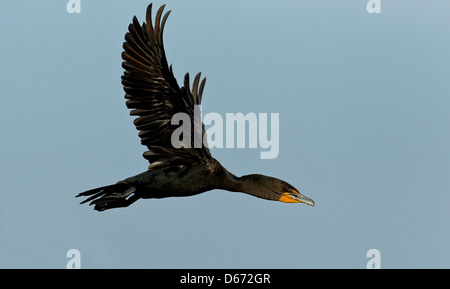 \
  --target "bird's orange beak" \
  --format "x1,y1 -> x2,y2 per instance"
279,189 -> 315,206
